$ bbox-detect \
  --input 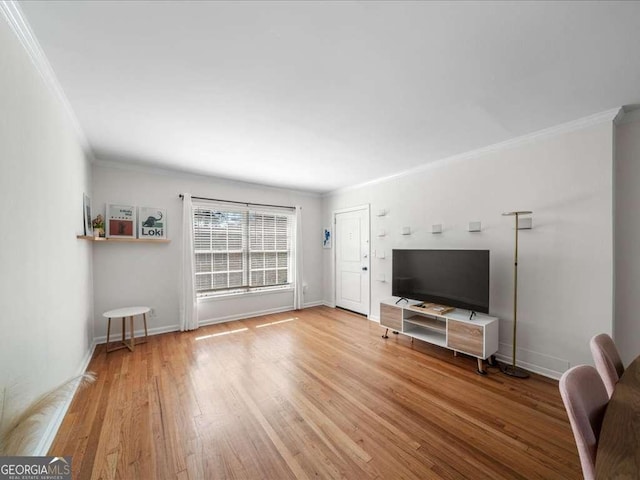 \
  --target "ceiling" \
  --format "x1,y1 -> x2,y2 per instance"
17,1 -> 640,194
